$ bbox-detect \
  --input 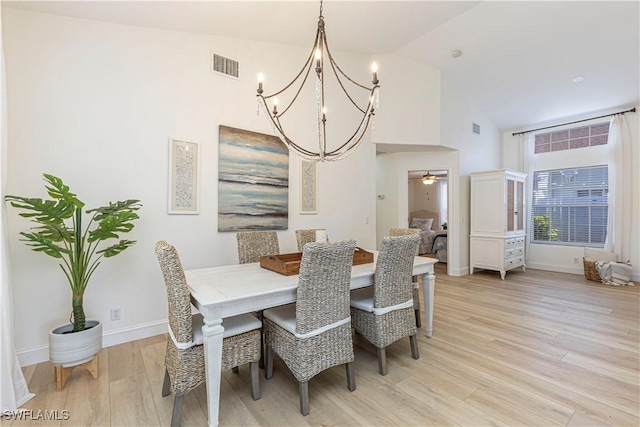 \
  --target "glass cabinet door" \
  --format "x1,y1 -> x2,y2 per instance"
506,175 -> 525,234
507,178 -> 515,232
516,179 -> 524,232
